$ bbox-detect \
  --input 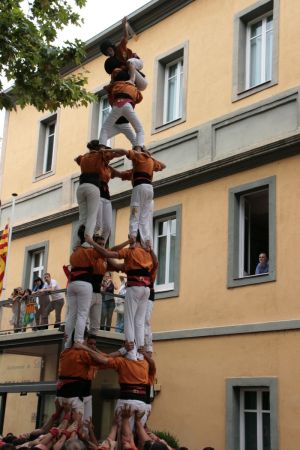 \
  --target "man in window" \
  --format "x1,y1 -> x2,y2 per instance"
255,252 -> 269,275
